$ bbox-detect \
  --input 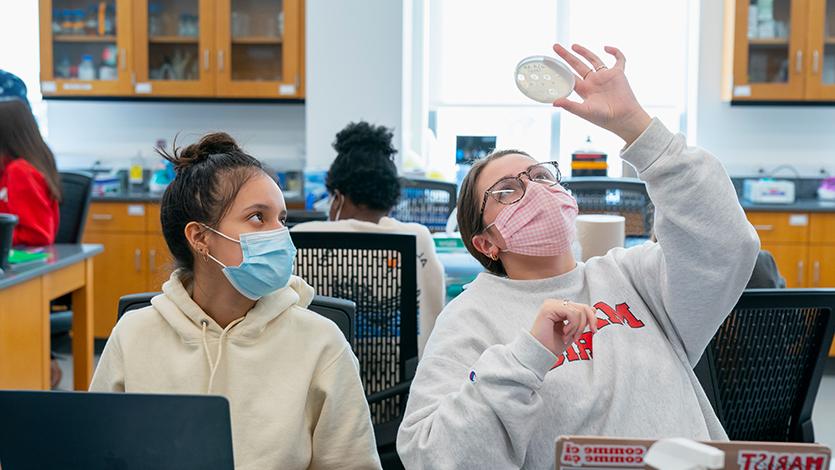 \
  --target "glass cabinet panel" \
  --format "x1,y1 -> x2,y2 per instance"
146,0 -> 200,81
229,0 -> 284,82
747,0 -> 793,83
51,0 -> 120,81
822,0 -> 835,85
